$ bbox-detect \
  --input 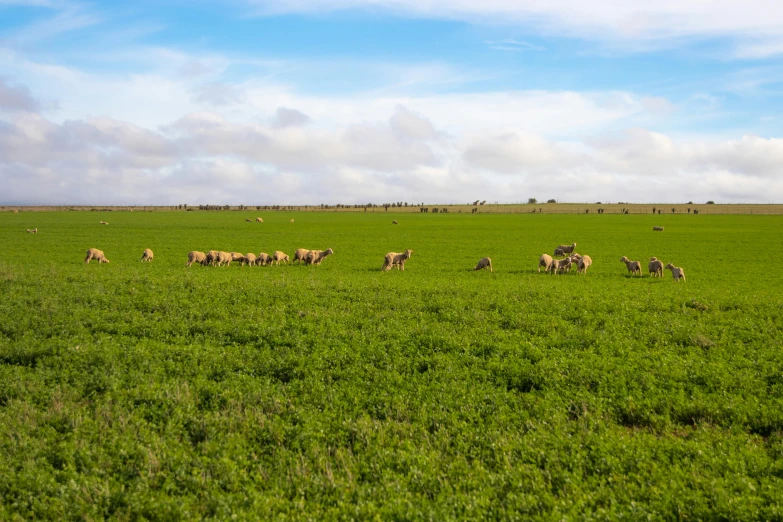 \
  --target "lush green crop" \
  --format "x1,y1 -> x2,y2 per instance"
1,211 -> 782,520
